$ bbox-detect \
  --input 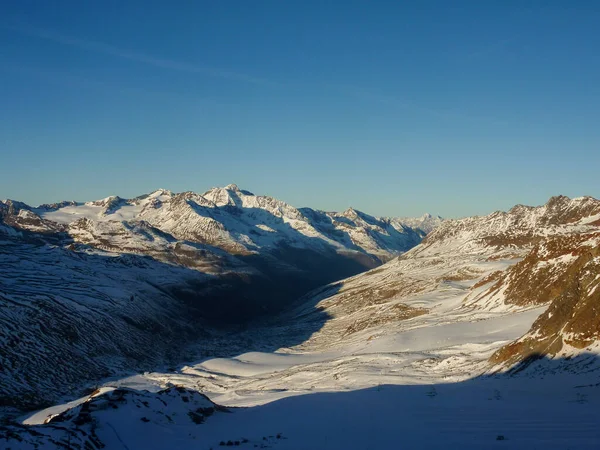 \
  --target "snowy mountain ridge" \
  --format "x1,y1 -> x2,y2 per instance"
2,184 -> 444,308
291,194 -> 600,361
14,184 -> 442,261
